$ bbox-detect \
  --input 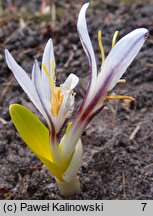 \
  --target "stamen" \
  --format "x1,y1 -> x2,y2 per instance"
42,60 -> 63,116
98,30 -> 105,65
50,58 -> 55,89
42,64 -> 52,88
112,31 -> 119,48
66,122 -> 72,134
117,79 -> 126,84
42,64 -> 49,77
42,63 -> 56,98
66,87 -> 76,96
106,95 -> 135,101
